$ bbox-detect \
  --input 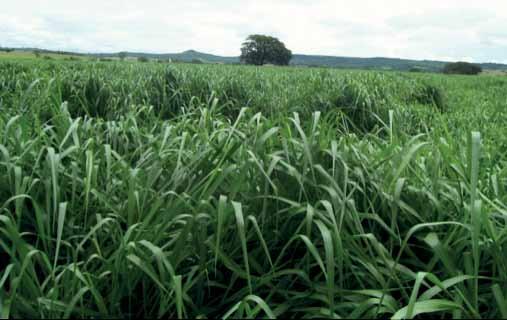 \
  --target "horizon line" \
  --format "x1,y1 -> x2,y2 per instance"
2,45 -> 507,65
